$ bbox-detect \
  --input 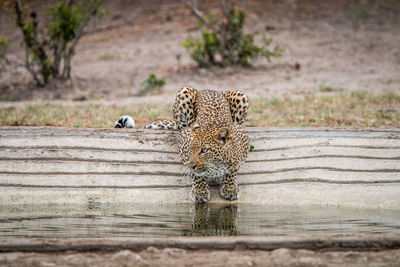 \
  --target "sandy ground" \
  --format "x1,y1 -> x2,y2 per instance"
1,247 -> 400,267
0,0 -> 399,103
